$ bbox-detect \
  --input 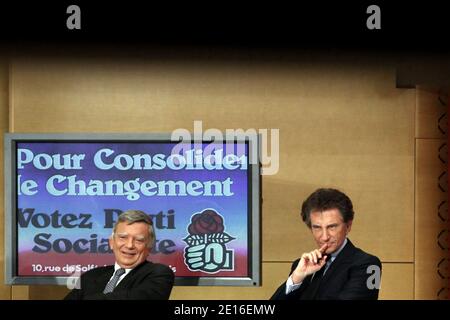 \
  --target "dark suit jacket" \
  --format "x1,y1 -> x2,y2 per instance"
271,239 -> 381,300
64,261 -> 174,300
